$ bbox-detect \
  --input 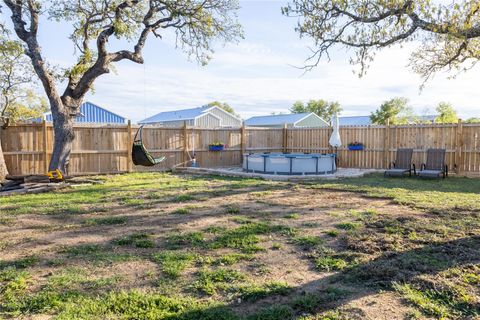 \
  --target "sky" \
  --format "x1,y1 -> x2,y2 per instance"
3,0 -> 480,122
